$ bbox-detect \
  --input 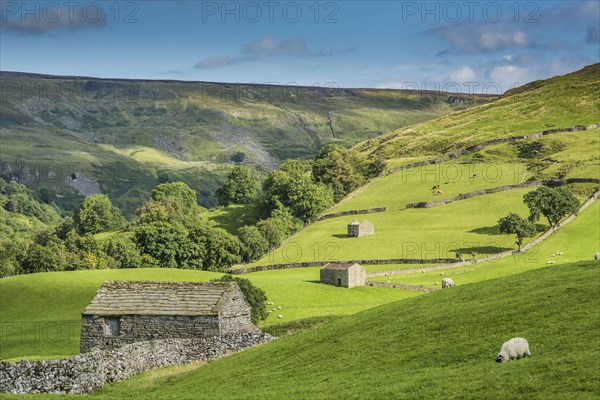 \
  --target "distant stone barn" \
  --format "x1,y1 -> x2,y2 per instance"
80,281 -> 258,353
347,220 -> 374,237
320,263 -> 366,288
